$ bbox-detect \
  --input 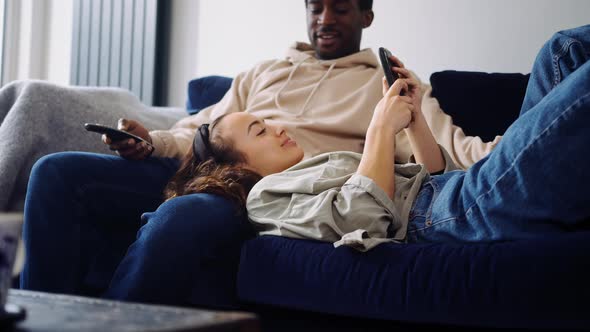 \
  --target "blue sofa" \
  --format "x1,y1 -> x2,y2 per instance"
185,72 -> 590,331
